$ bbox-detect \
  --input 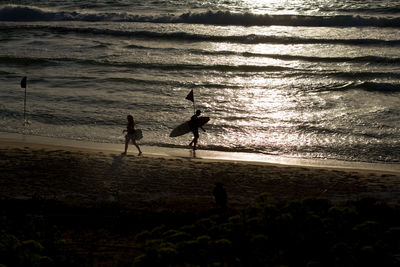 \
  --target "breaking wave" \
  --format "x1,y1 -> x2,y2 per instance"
326,82 -> 400,93
3,24 -> 400,46
1,5 -> 400,27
